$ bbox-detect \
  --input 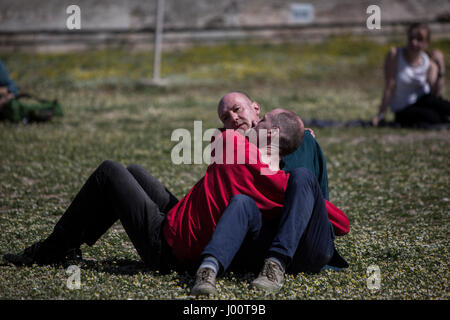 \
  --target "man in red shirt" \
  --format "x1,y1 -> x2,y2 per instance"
163,127 -> 290,263
1,108 -> 296,266
4,102 -> 347,295
4,107 -> 304,264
